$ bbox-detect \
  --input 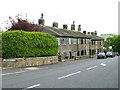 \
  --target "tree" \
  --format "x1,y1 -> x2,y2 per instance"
112,35 -> 120,54
6,14 -> 44,32
104,35 -> 120,54
104,37 -> 113,51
